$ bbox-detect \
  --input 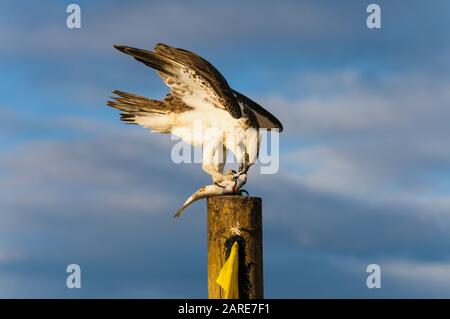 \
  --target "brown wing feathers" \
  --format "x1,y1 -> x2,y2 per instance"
233,90 -> 283,132
113,45 -> 175,77
154,44 -> 241,118
107,90 -> 192,124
